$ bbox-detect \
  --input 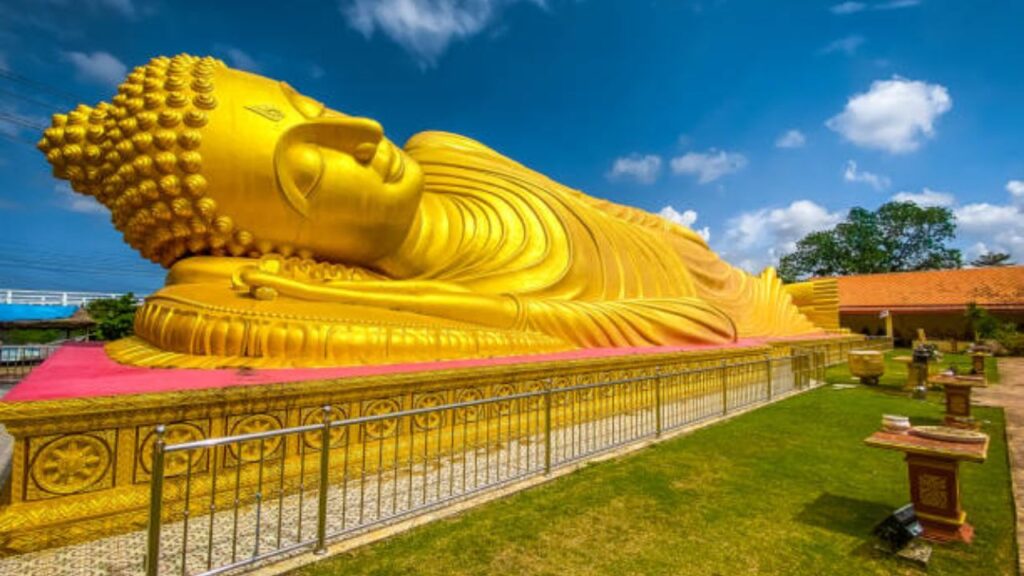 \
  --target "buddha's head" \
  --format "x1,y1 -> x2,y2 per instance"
38,54 -> 424,267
